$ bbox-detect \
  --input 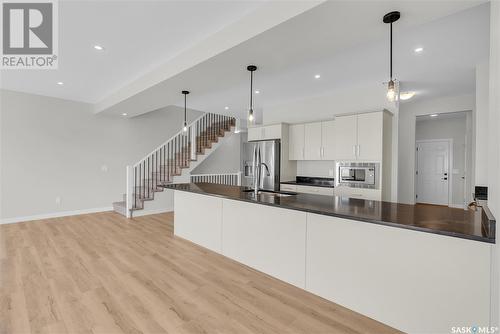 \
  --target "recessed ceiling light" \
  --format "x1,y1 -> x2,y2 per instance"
400,91 -> 416,100
122,113 -> 127,116
255,90 -> 260,94
414,47 -> 424,53
314,74 -> 321,79
224,106 -> 229,110
94,45 -> 104,51
430,114 -> 438,117
57,81 -> 64,85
